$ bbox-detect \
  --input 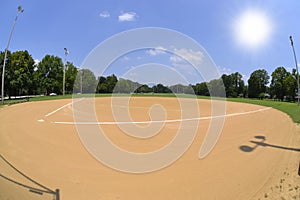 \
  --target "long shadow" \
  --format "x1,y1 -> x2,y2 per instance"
240,135 -> 300,176
240,135 -> 300,153
250,141 -> 300,152
0,154 -> 58,196
239,135 -> 265,152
